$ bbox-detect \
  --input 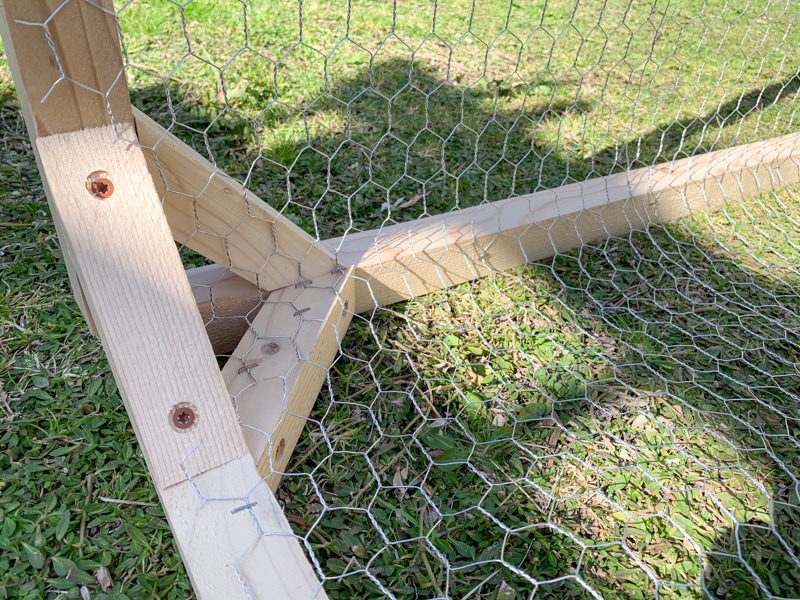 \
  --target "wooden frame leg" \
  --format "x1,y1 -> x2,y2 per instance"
0,2 -> 327,597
